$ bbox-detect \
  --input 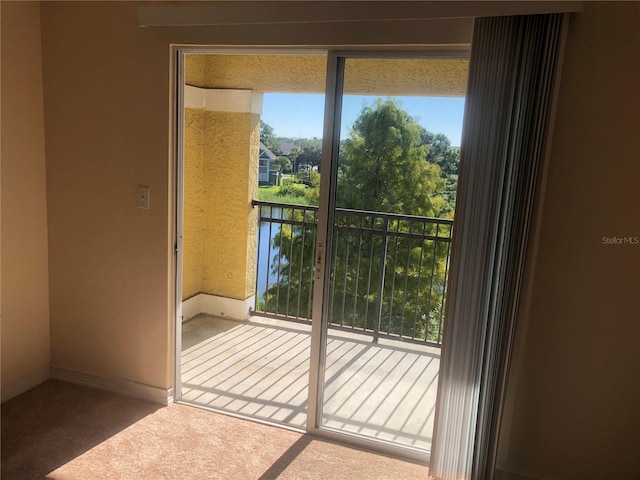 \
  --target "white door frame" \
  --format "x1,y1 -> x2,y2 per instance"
173,47 -> 185,402
171,47 -> 470,463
